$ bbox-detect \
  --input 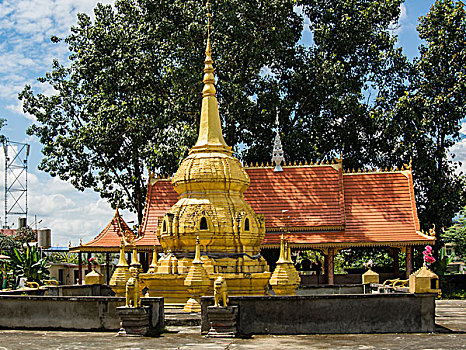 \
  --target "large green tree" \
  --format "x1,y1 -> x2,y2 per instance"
385,0 -> 466,232
279,0 -> 410,169
20,0 -> 466,234
20,0 -> 302,224
443,206 -> 466,258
